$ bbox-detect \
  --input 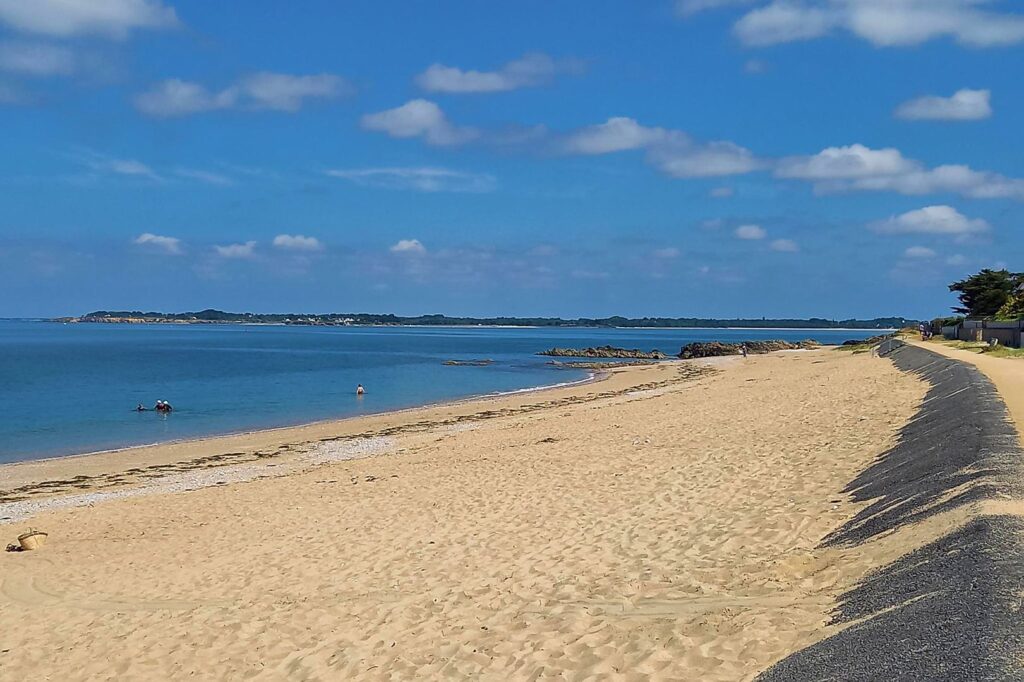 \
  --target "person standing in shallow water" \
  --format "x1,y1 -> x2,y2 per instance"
356,384 -> 365,396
